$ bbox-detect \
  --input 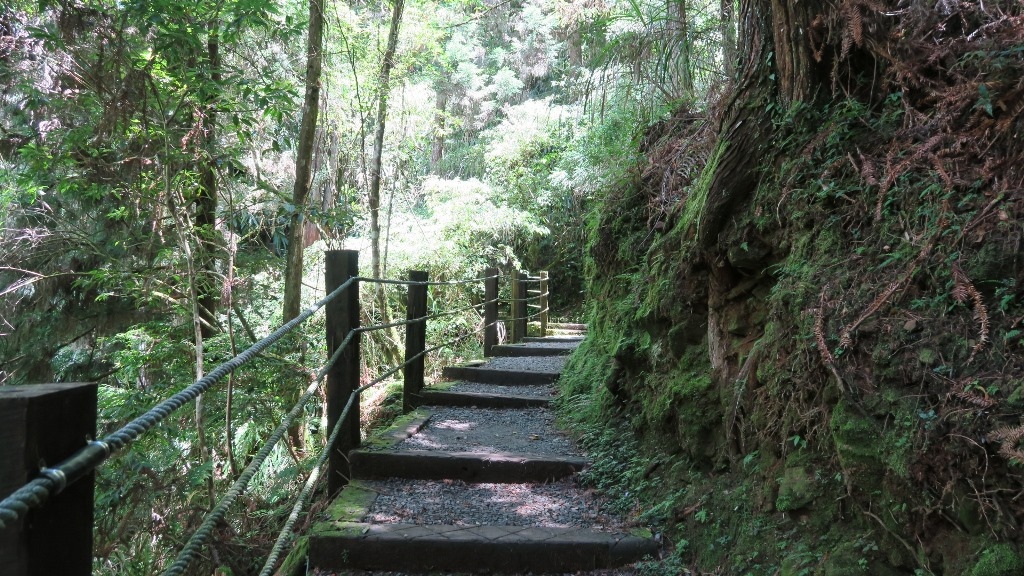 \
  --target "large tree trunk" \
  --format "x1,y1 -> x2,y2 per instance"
700,0 -> 825,386
282,0 -> 324,323
696,0 -> 823,248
